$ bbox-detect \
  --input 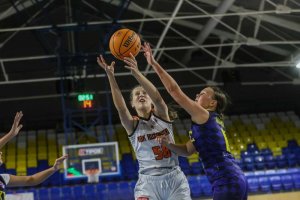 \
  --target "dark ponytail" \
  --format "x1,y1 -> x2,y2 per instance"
209,86 -> 230,119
